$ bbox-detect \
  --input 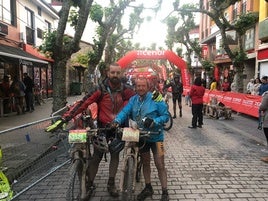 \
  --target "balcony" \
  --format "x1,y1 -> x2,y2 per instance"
259,18 -> 268,42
